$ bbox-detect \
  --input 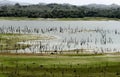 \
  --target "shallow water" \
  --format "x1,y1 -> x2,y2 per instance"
0,20 -> 120,53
